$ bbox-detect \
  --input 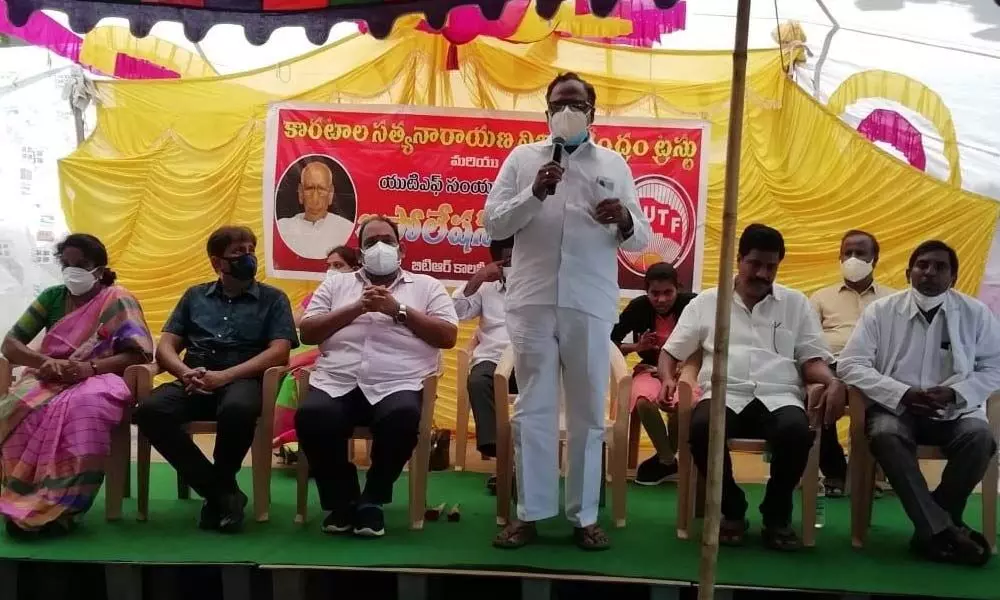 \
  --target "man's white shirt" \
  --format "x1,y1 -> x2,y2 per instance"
483,138 -> 651,323
277,212 -> 355,259
837,289 -> 1000,421
663,284 -> 833,413
452,280 -> 509,366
